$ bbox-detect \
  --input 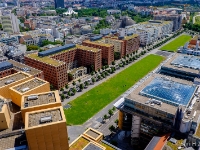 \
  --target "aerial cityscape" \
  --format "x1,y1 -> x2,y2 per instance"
1,0 -> 200,150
